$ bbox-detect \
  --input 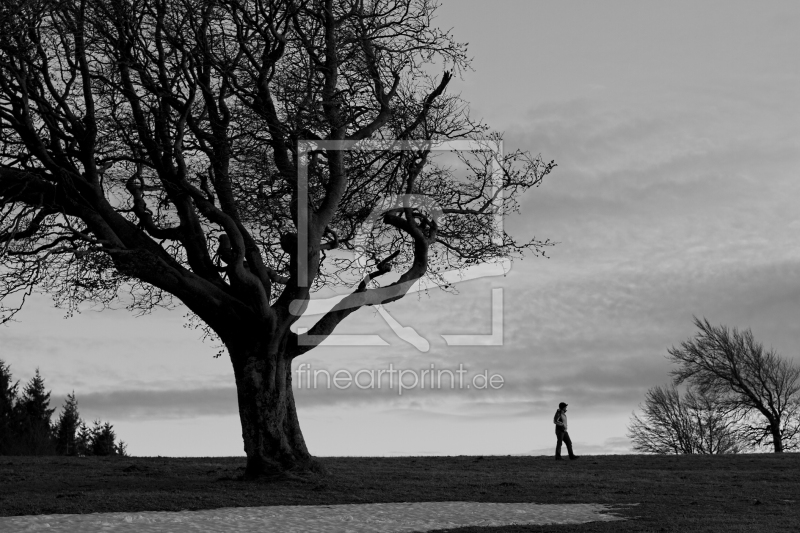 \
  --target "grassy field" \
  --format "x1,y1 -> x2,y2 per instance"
1,454 -> 798,532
